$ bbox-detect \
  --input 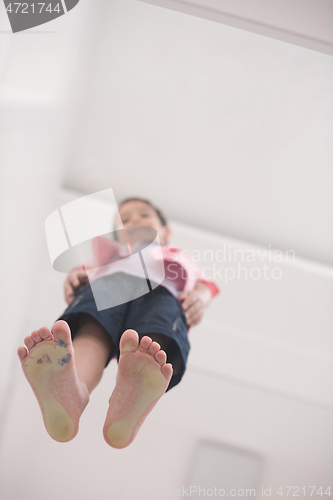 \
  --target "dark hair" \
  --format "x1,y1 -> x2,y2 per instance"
116,197 -> 168,227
